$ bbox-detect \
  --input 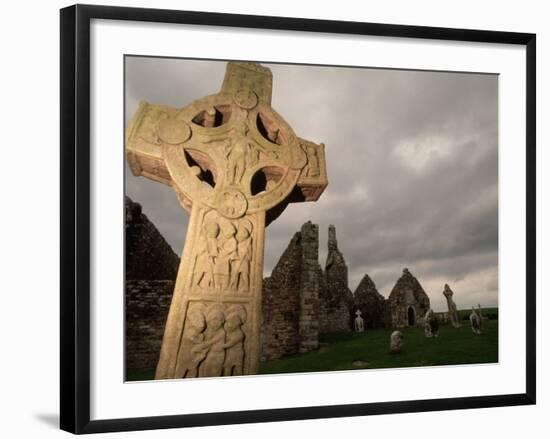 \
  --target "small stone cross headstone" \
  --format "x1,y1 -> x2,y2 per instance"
354,309 -> 365,332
